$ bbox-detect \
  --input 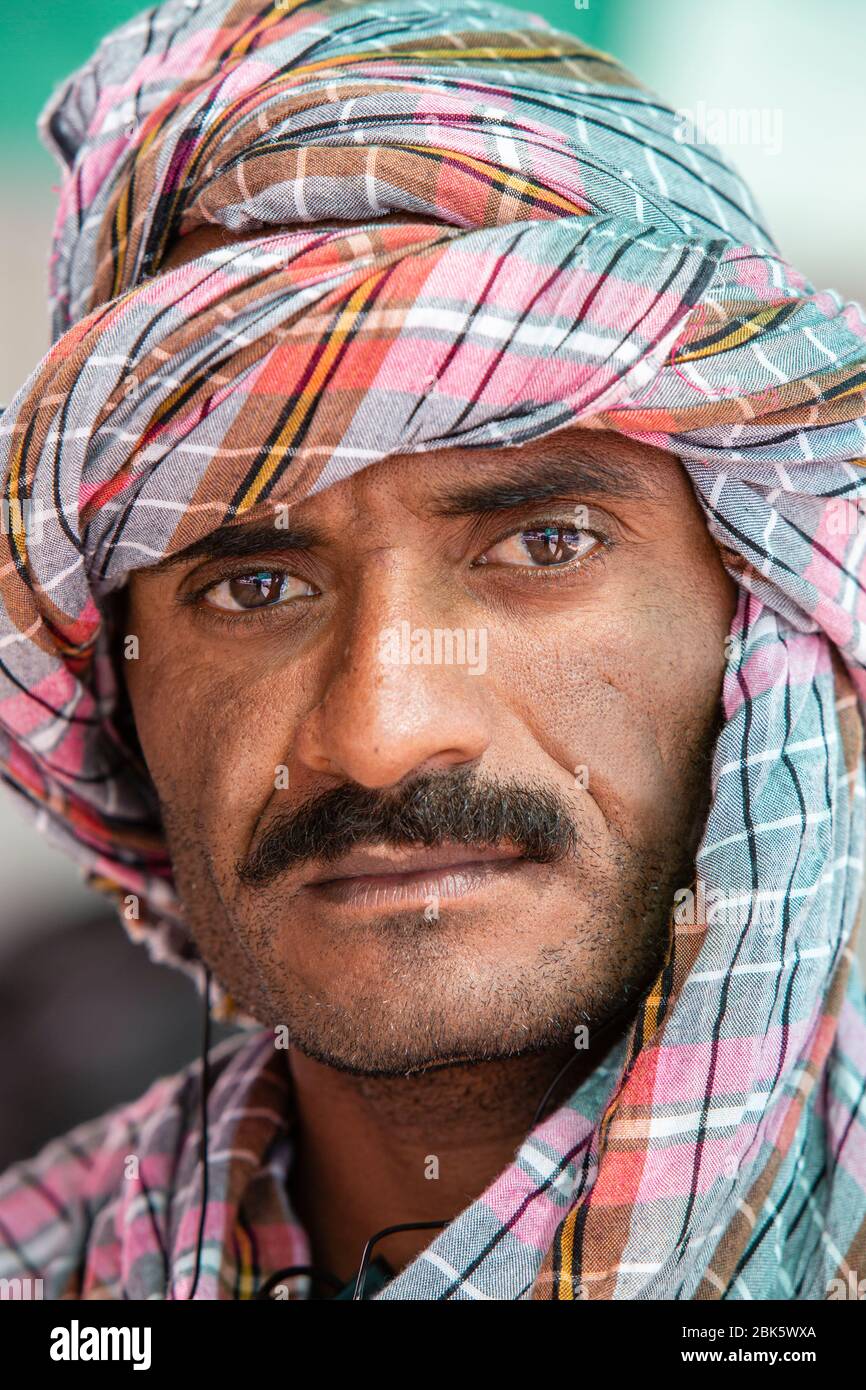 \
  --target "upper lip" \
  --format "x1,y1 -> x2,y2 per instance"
304,842 -> 524,885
